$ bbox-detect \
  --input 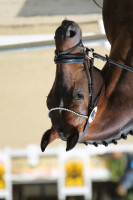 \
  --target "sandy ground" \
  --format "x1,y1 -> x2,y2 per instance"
0,0 -> 102,35
0,0 -> 101,25
1,0 -> 132,149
